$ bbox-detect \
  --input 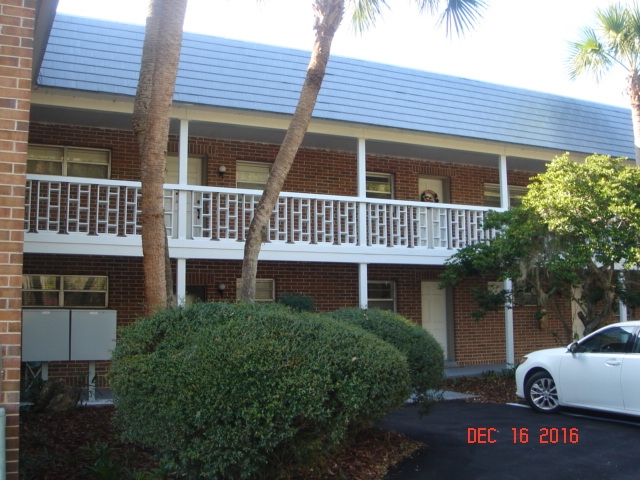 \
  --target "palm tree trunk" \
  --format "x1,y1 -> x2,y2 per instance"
628,70 -> 640,167
132,0 -> 188,314
240,0 -> 345,301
